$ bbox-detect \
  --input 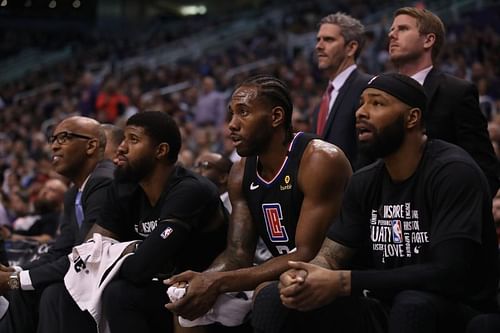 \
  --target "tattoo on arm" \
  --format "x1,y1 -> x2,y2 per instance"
207,157 -> 256,273
207,239 -> 255,272
311,239 -> 355,269
207,207 -> 257,272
